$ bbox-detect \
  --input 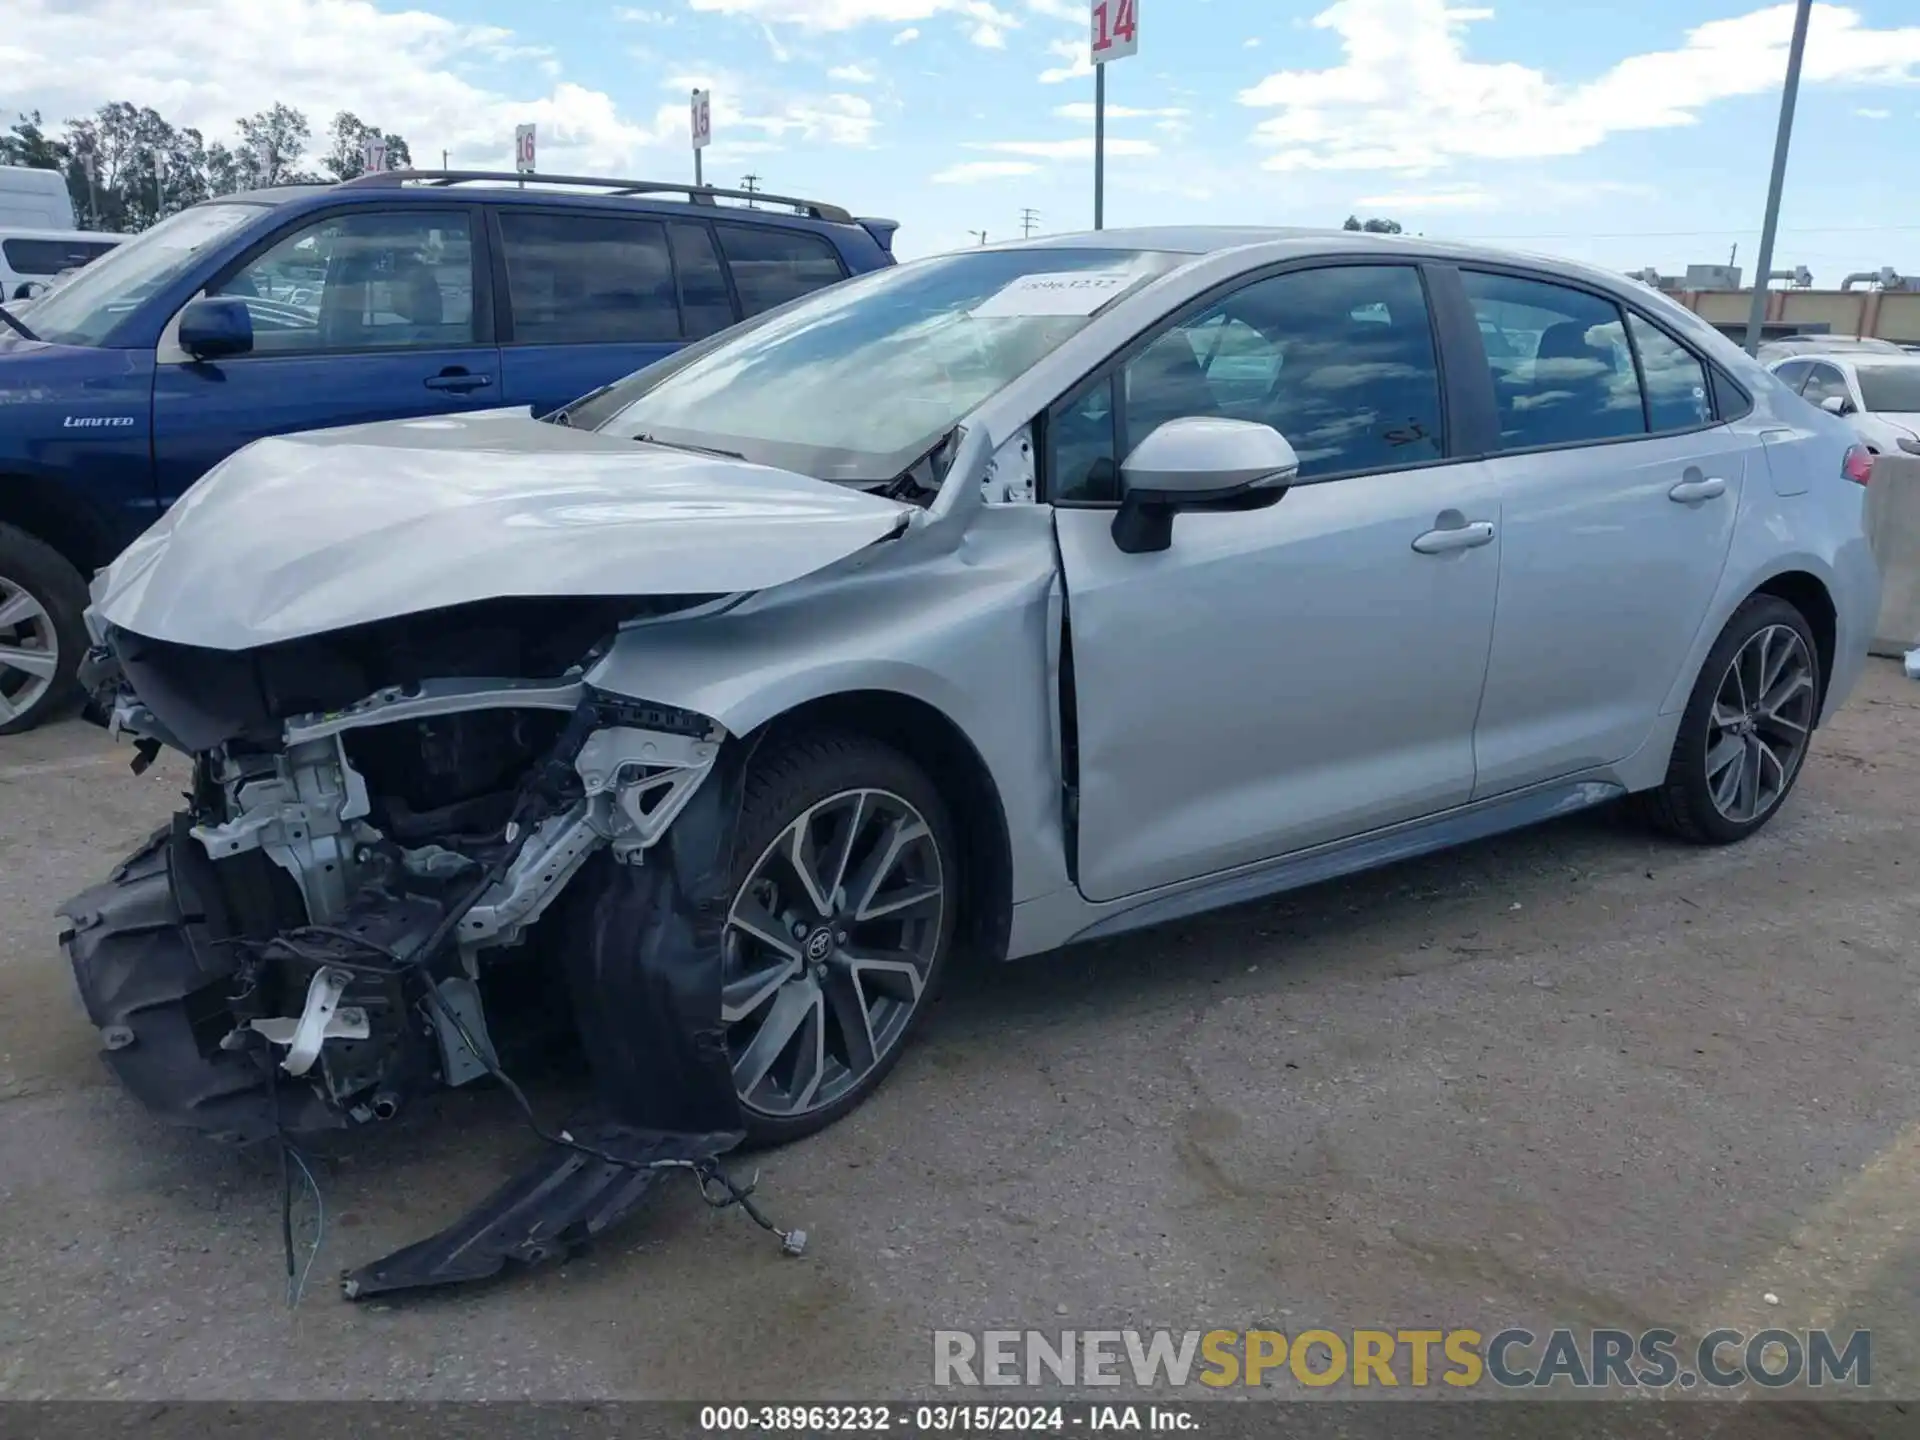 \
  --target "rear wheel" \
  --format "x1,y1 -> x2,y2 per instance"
0,522 -> 89,735
1637,595 -> 1821,845
723,732 -> 958,1146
